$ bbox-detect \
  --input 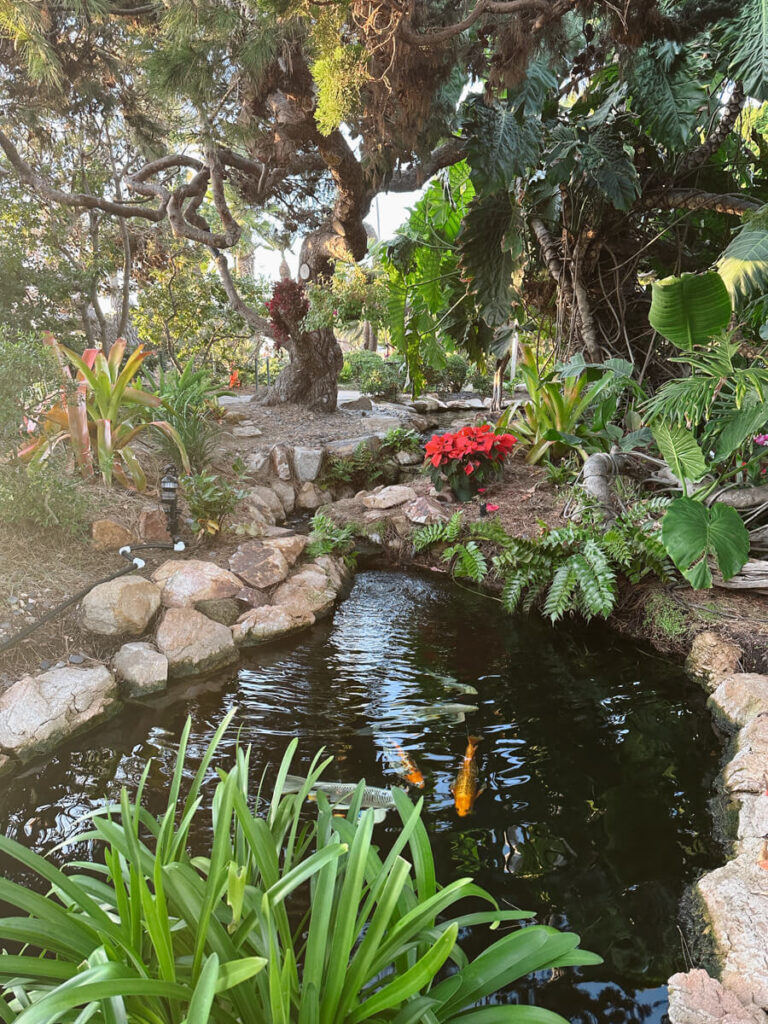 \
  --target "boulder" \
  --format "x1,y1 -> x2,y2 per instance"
139,507 -> 171,543
235,586 -> 271,608
271,479 -> 296,515
709,674 -> 768,731
696,842 -> 768,1007
736,793 -> 768,839
310,554 -> 351,593
155,608 -> 238,679
218,394 -> 253,408
271,444 -> 293,482
339,395 -> 373,411
724,716 -> 768,794
243,485 -> 285,522
667,969 -> 767,1024
0,665 -> 120,760
296,482 -> 331,510
244,450 -> 272,483
326,435 -> 381,459
91,519 -> 135,551
293,447 -> 325,481
263,533 -> 308,566
232,604 -> 315,646
394,450 -> 423,466
112,642 -> 168,697
687,632 -> 742,692
153,559 -> 243,608
232,423 -> 263,438
404,496 -> 450,525
412,396 -> 447,413
272,567 -> 337,620
362,485 -> 417,509
81,576 -> 162,637
229,541 -> 290,589
194,597 -> 242,626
